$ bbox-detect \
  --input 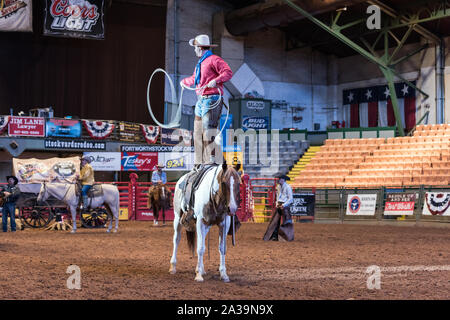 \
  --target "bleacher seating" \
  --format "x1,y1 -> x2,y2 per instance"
290,124 -> 450,189
243,140 -> 309,178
